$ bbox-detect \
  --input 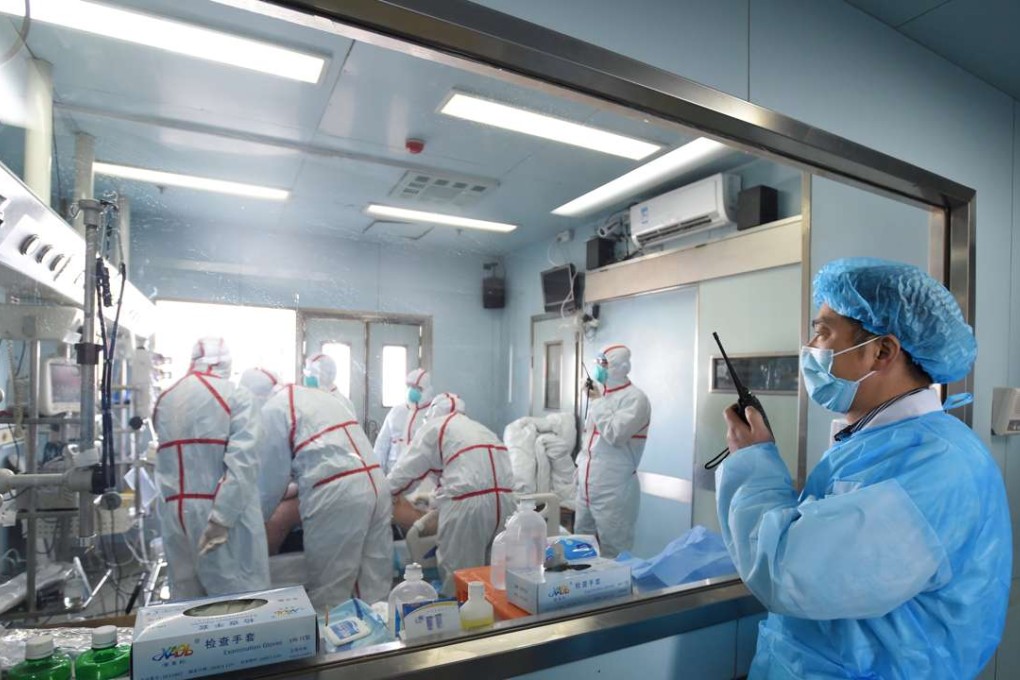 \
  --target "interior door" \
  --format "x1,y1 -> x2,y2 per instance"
302,316 -> 367,423
367,321 -> 423,443
530,316 -> 578,419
